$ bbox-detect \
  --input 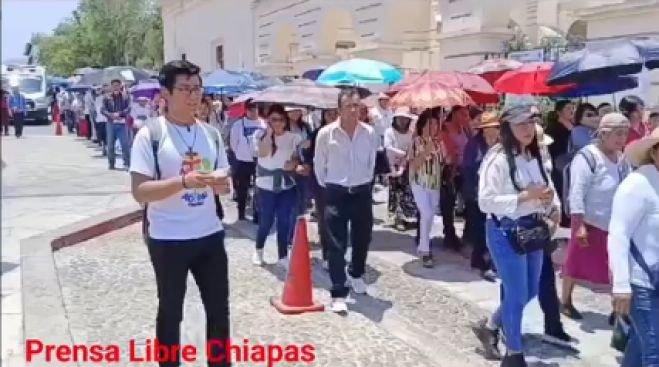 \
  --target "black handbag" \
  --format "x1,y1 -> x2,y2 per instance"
610,315 -> 631,352
375,149 -> 391,175
493,214 -> 551,255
